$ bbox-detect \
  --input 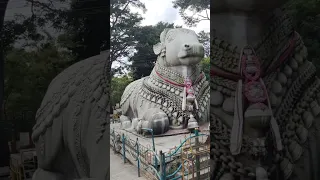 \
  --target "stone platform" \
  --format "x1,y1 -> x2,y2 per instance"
110,150 -> 146,180
110,122 -> 211,179
110,122 -> 210,153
